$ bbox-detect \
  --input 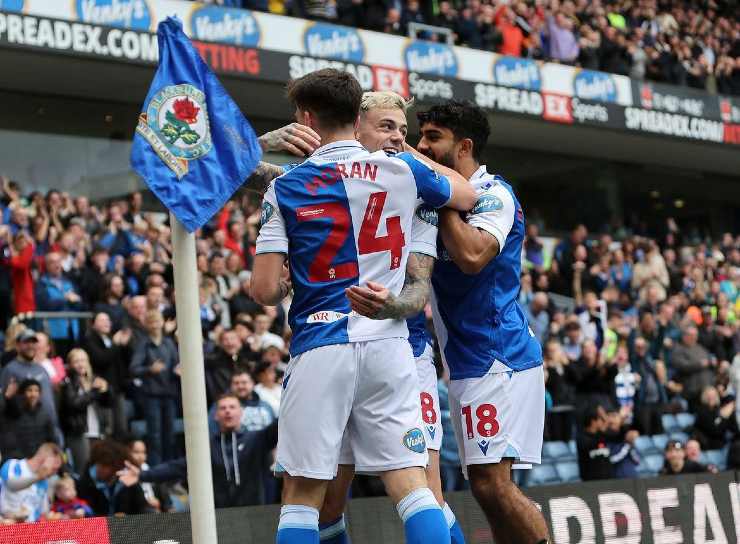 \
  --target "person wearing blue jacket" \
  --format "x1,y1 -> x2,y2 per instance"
35,252 -> 82,356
